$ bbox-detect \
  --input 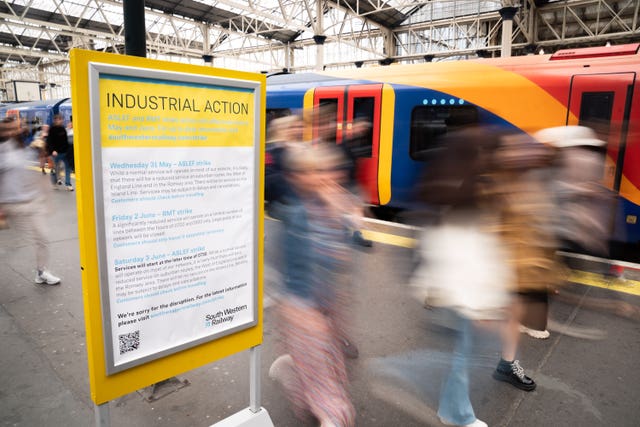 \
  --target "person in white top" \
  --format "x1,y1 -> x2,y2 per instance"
0,116 -> 61,285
